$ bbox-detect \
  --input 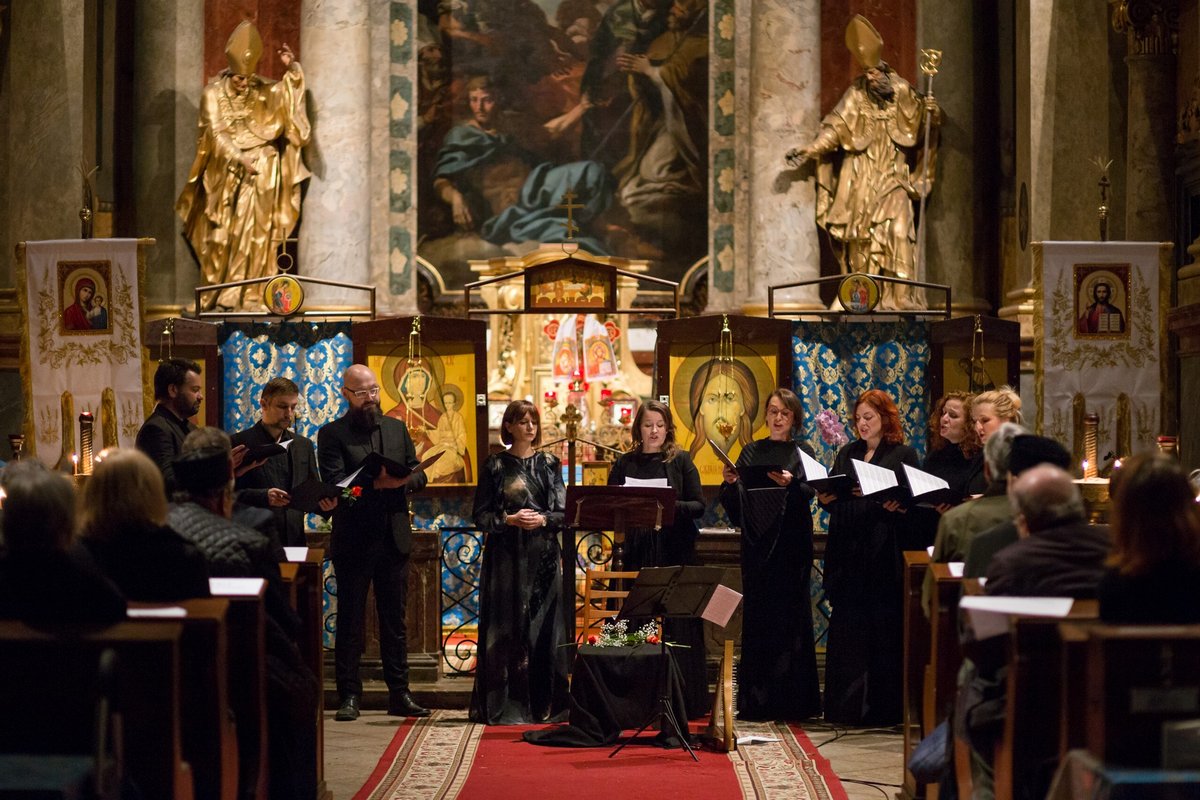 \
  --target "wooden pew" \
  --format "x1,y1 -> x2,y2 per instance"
901,549 -> 932,800
1080,623 -> 1200,768
0,620 -> 194,799
129,599 -> 239,800
209,578 -> 269,800
281,547 -> 330,800
992,600 -> 1099,800
924,563 -> 964,735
